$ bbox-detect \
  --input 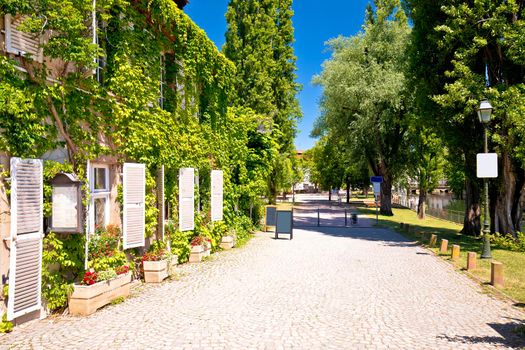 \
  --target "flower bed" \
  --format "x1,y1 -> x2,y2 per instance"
142,246 -> 177,283
69,272 -> 132,316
